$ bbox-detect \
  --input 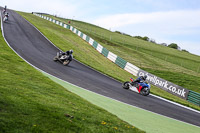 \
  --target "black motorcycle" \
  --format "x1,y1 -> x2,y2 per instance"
3,14 -> 9,22
53,51 -> 73,66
